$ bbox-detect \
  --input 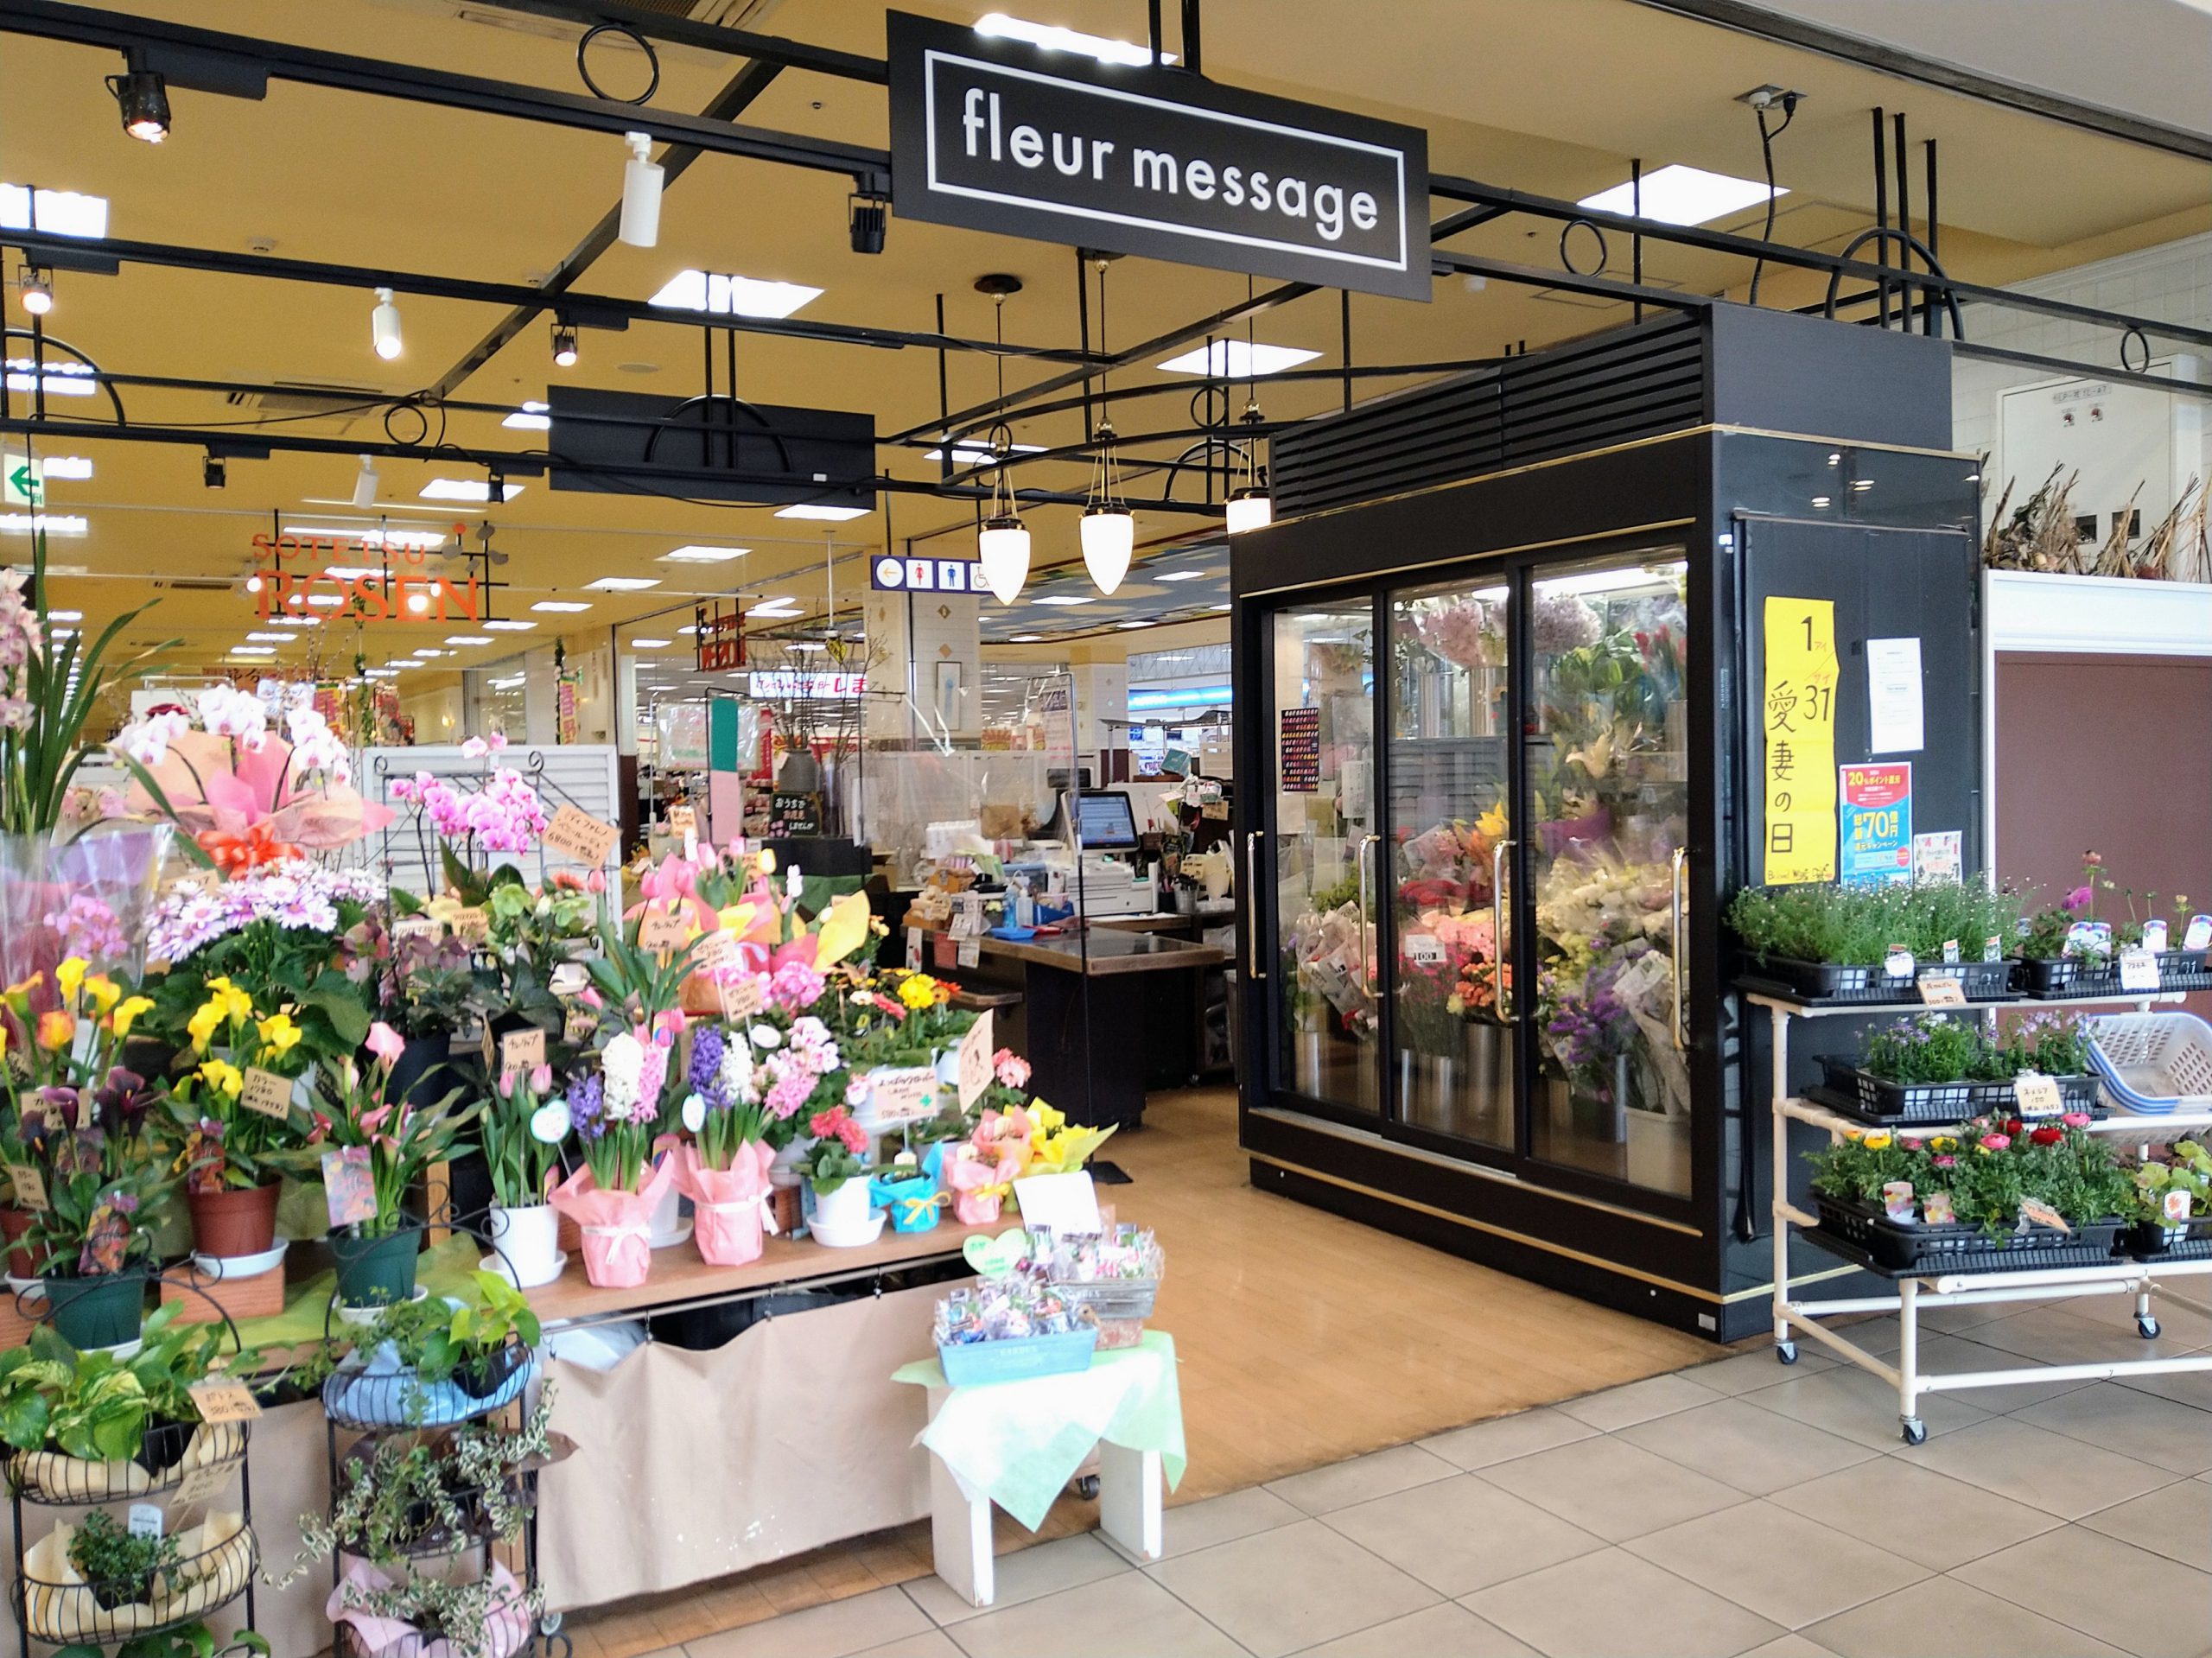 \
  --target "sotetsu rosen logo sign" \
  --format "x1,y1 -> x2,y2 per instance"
251,529 -> 482,623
